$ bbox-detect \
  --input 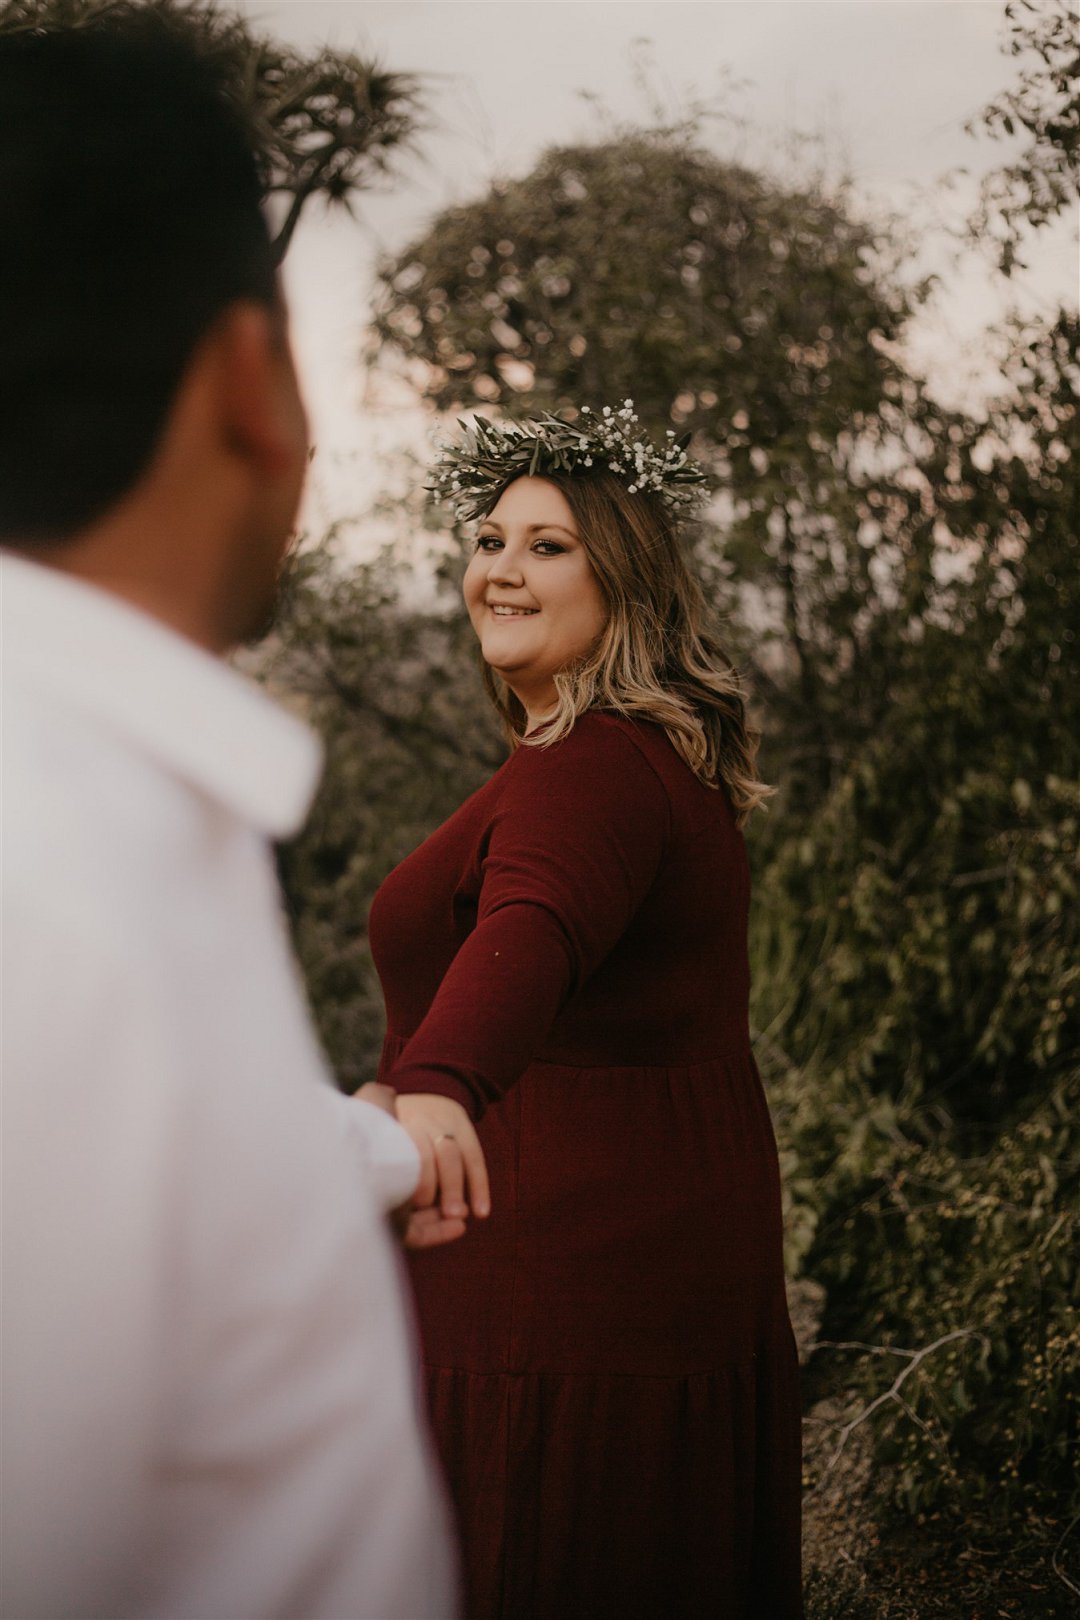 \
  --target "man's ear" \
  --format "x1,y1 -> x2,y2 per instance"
212,300 -> 307,478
